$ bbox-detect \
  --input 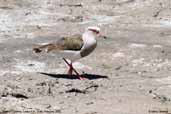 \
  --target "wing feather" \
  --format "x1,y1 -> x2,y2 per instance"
33,34 -> 83,53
